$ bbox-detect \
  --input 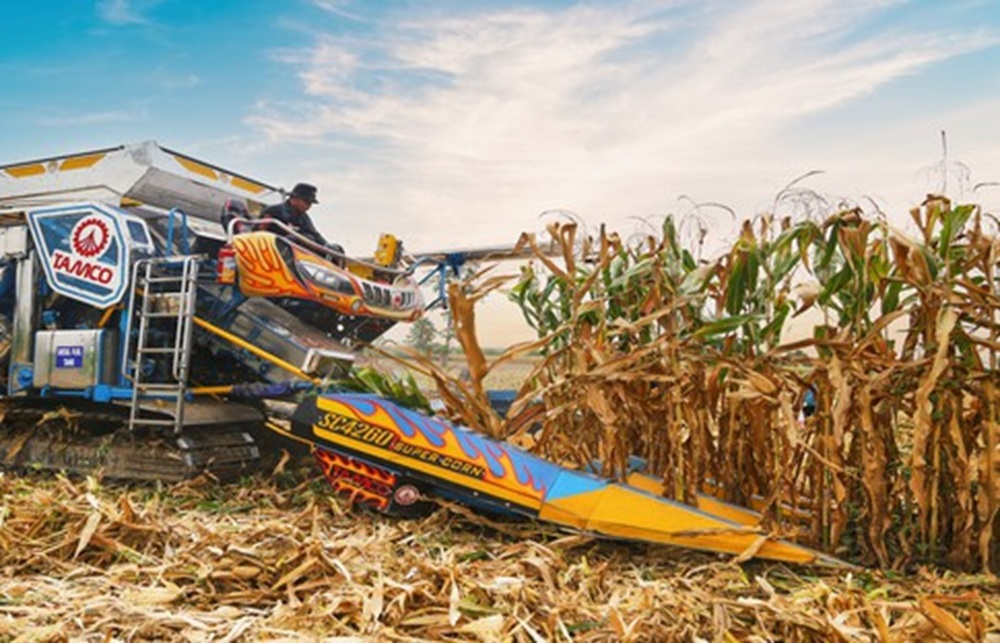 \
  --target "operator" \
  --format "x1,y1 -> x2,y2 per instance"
260,183 -> 345,256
